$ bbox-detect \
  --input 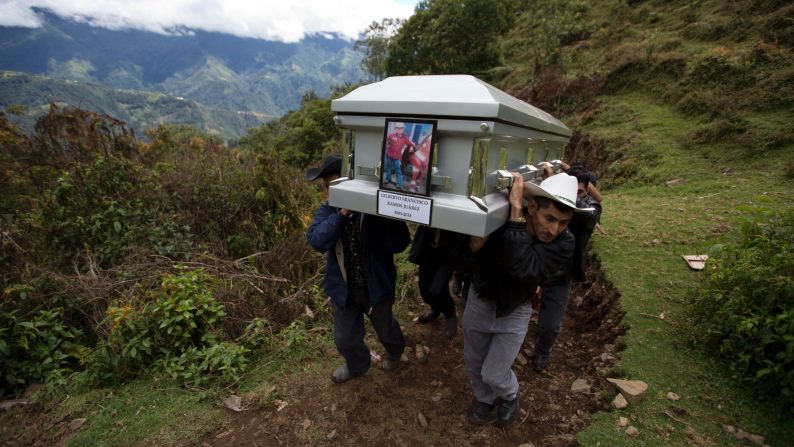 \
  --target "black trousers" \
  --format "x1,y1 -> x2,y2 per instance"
418,259 -> 456,317
331,298 -> 405,375
534,278 -> 572,356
